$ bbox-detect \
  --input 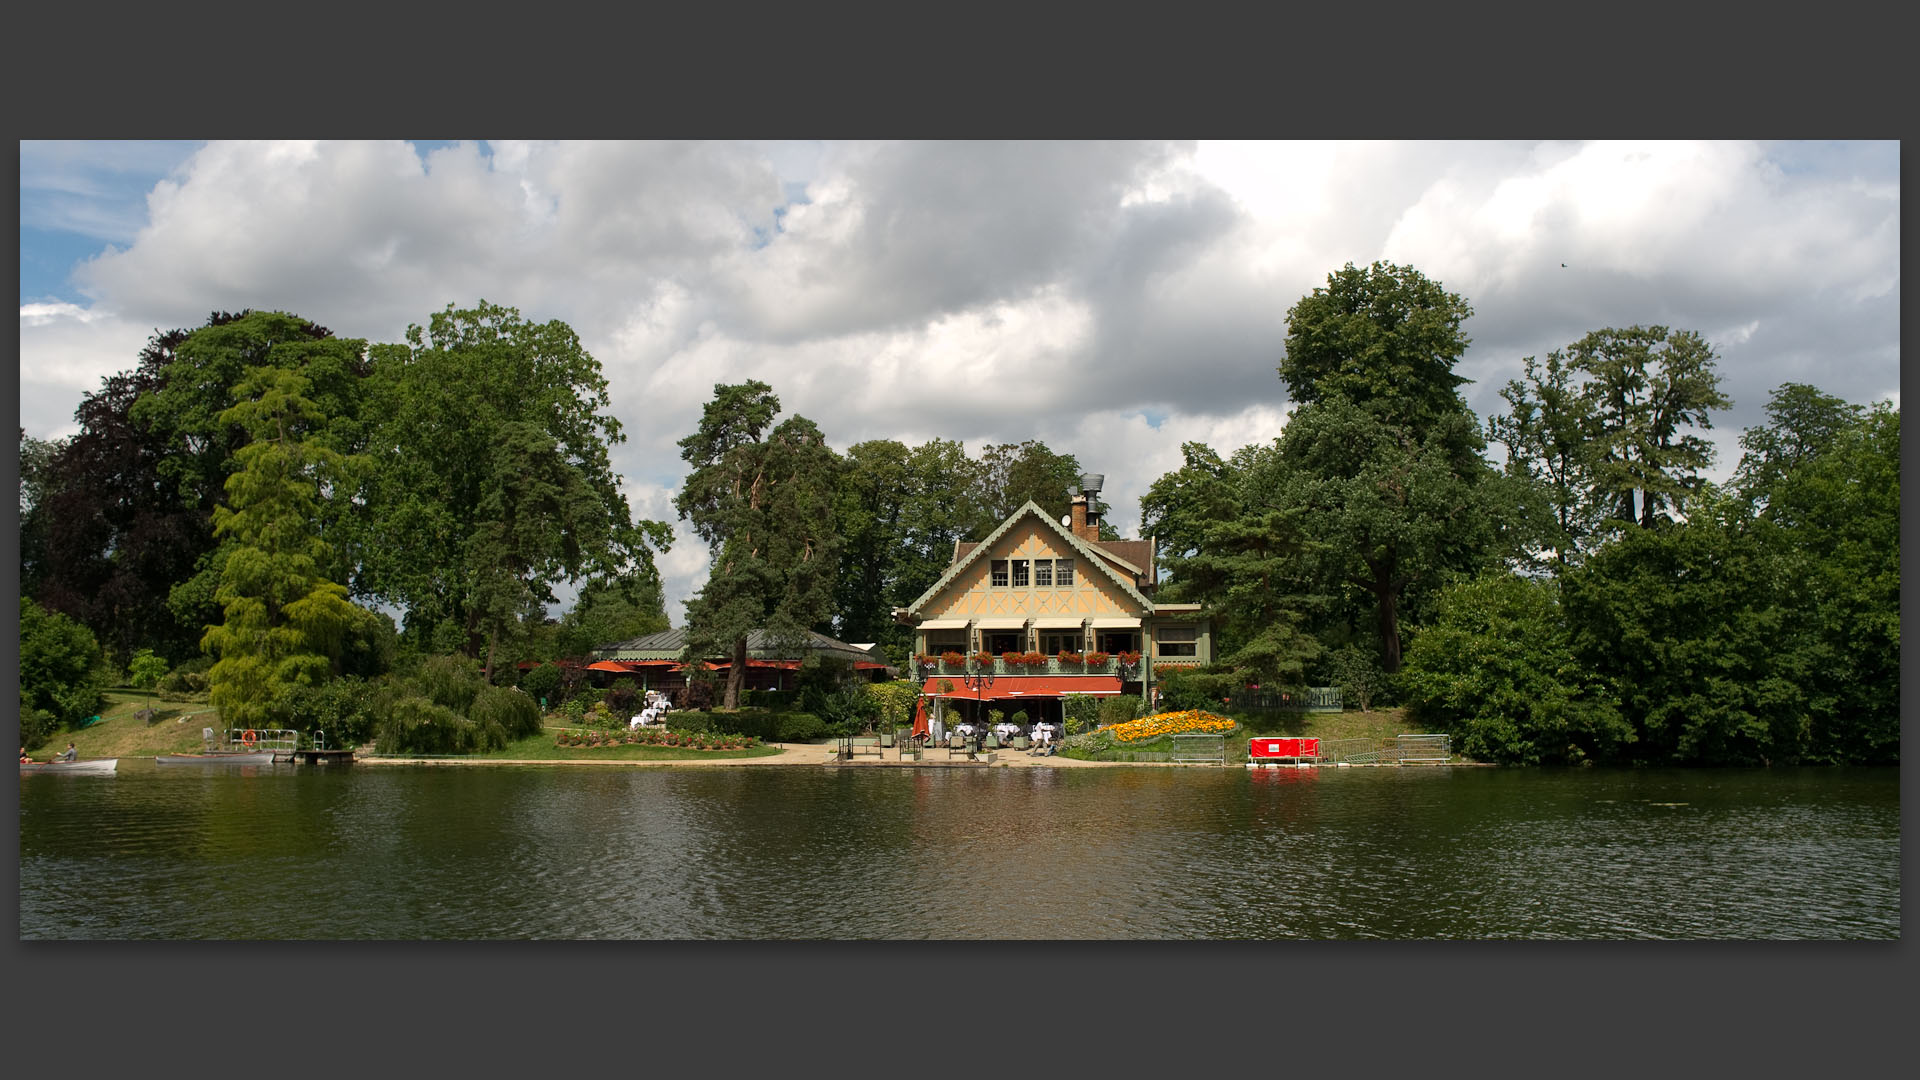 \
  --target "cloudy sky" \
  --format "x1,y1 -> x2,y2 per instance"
18,140 -> 1901,625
